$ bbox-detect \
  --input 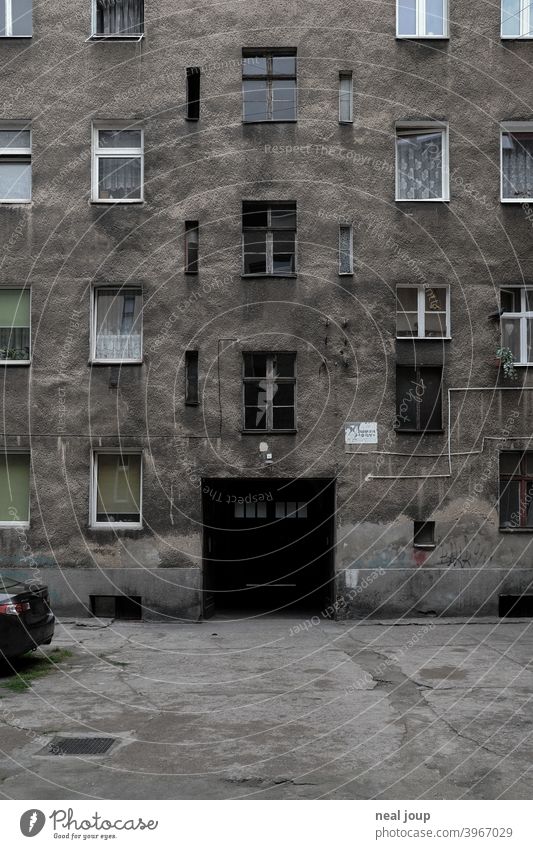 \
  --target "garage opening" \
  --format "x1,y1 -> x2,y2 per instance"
202,478 -> 335,616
